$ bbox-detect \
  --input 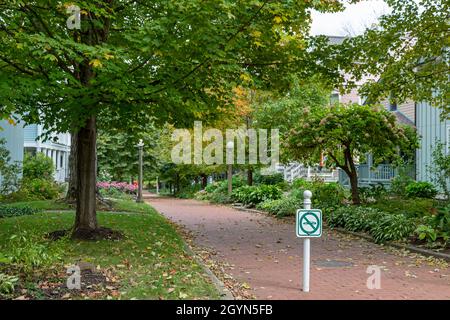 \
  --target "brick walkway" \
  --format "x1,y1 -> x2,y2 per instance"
145,194 -> 450,300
